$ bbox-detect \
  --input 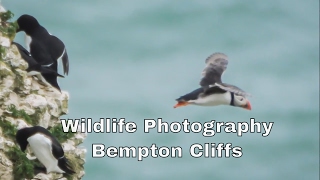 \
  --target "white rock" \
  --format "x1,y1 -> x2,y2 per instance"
0,36 -> 10,47
0,137 -> 5,150
16,119 -> 29,130
4,92 -> 19,107
23,94 -> 48,108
